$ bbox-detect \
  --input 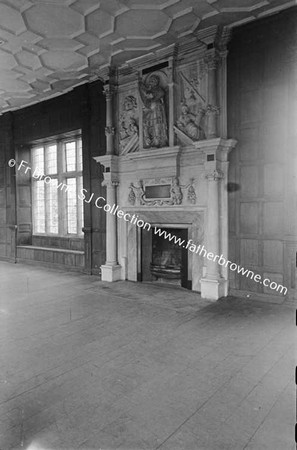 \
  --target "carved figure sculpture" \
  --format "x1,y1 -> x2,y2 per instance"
184,87 -> 198,113
128,181 -> 145,206
119,95 -> 139,154
139,74 -> 168,149
128,184 -> 136,205
170,178 -> 183,205
177,103 -> 205,141
187,181 -> 196,204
